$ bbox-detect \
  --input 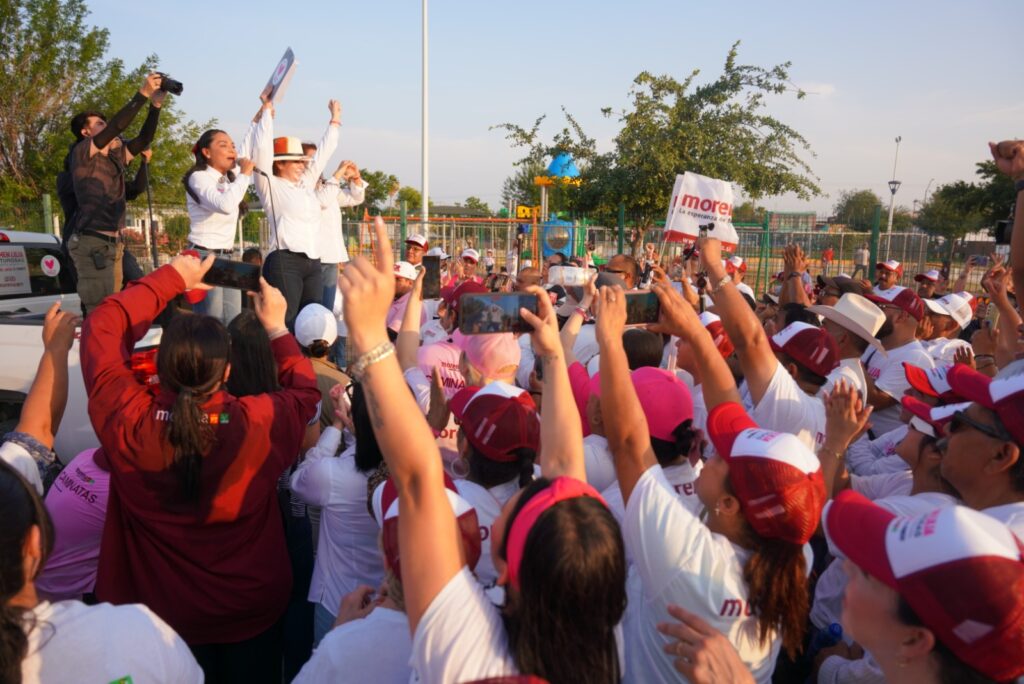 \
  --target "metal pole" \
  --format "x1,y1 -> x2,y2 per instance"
869,204 -> 882,270
617,203 -> 625,255
400,200 -> 408,259
41,194 -> 53,235
421,0 -> 429,230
